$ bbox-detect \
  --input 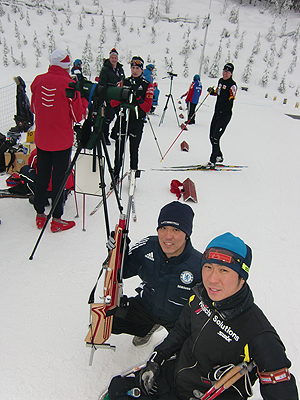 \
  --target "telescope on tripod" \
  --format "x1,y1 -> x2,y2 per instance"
159,72 -> 180,128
